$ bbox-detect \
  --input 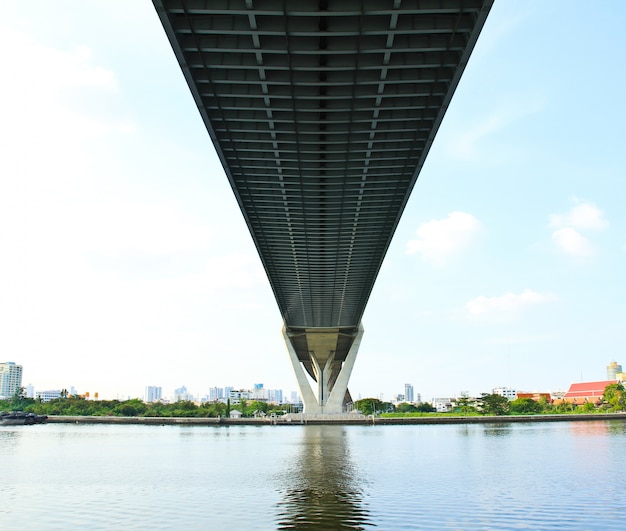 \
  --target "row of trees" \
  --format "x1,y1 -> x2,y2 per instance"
353,398 -> 435,416
0,390 -> 289,418
4,384 -> 625,418
354,384 -> 626,417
